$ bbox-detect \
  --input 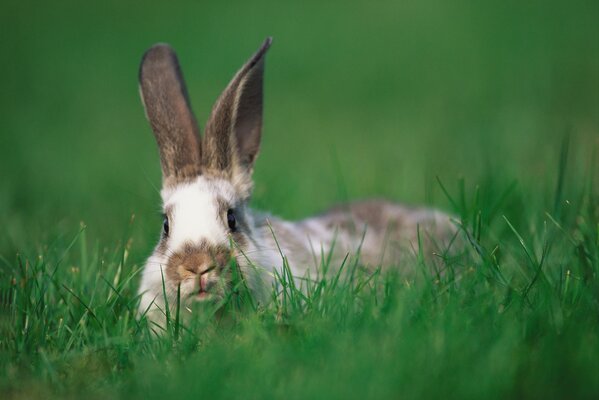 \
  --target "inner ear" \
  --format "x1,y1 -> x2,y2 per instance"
233,60 -> 265,168
202,38 -> 272,175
